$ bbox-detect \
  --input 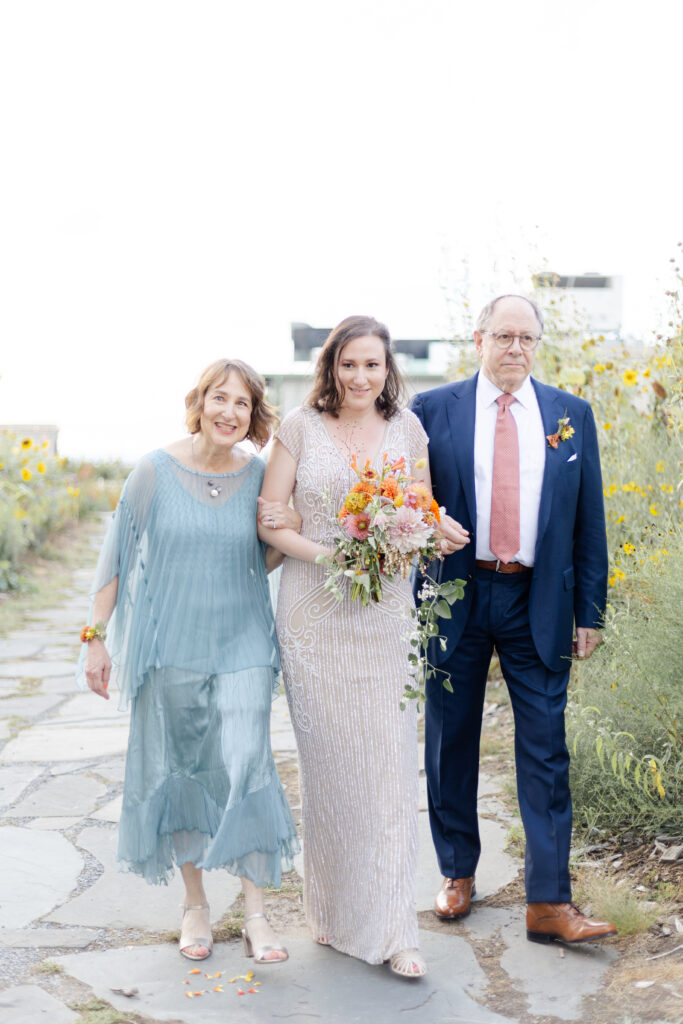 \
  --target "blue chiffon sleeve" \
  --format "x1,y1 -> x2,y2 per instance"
76,456 -> 157,708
